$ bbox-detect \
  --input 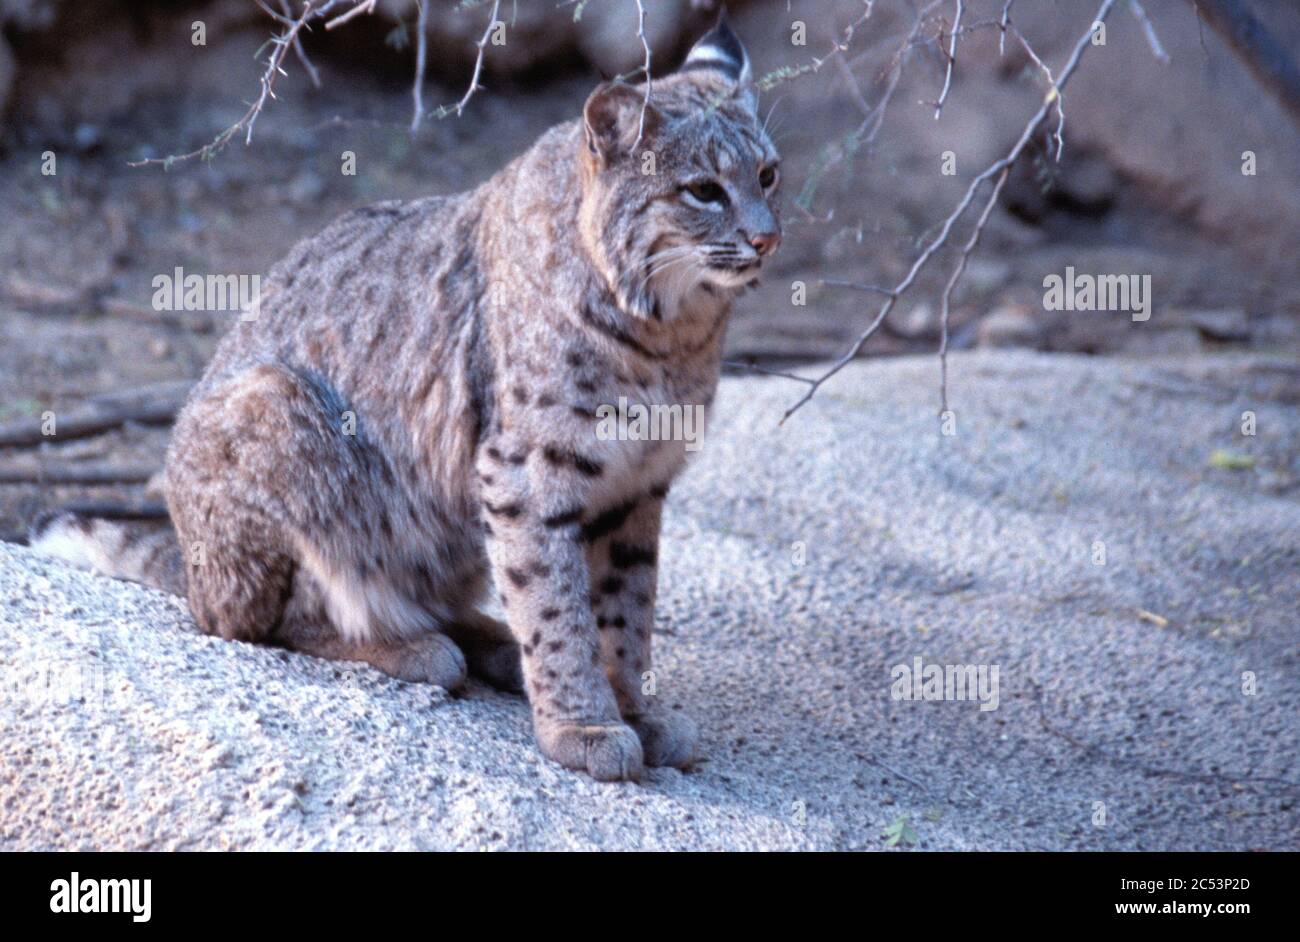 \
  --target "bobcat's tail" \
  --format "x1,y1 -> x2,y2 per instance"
29,509 -> 187,597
